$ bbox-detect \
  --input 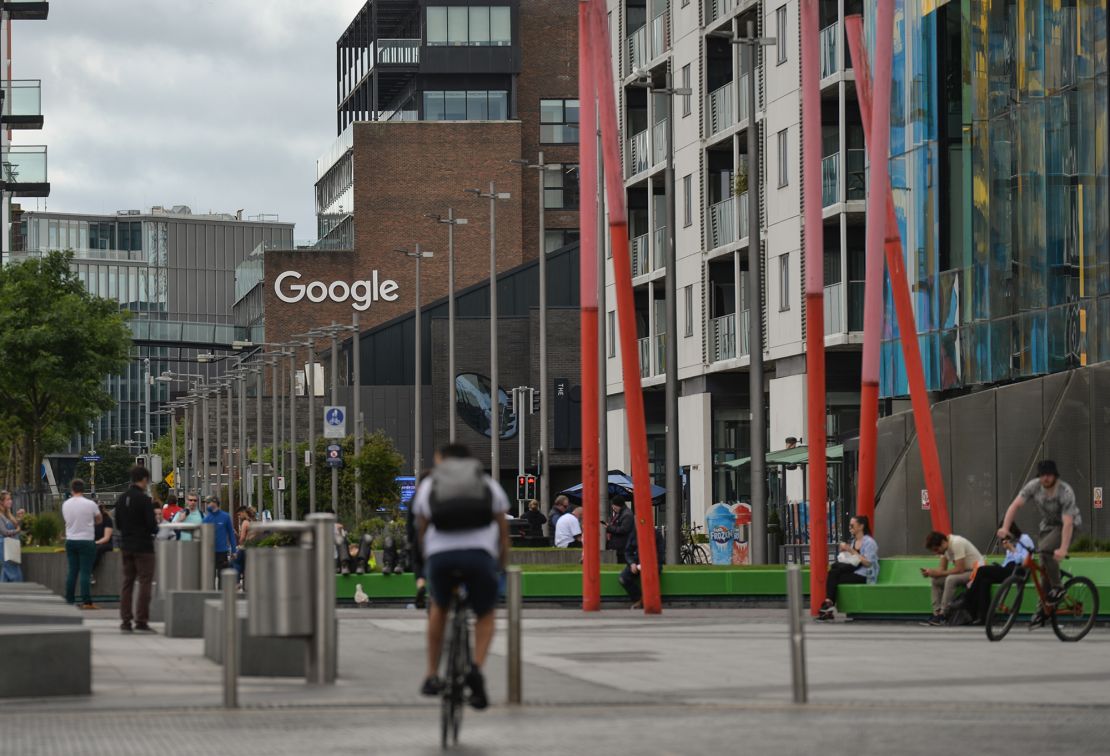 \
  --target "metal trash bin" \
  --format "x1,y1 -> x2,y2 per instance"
156,539 -> 202,596
246,546 -> 313,637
